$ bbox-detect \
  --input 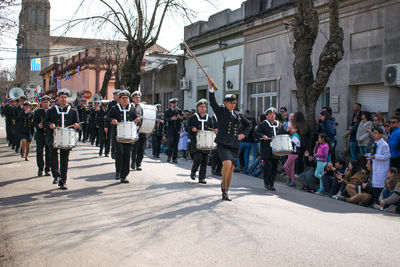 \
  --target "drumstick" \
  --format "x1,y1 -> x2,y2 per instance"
55,122 -> 84,129
182,40 -> 218,91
